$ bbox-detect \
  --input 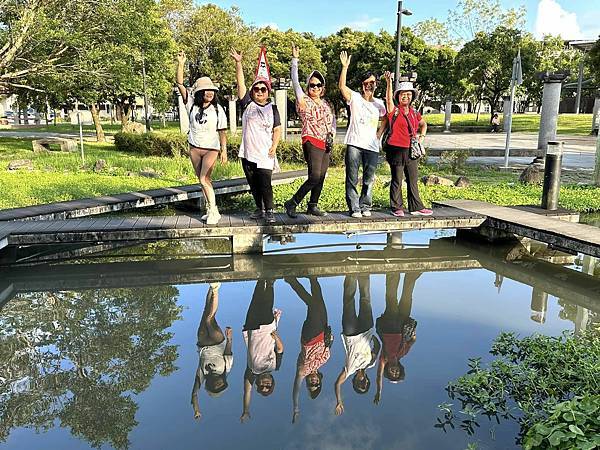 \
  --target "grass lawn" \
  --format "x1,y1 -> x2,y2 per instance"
424,113 -> 595,135
0,120 -> 181,135
1,136 -> 599,212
